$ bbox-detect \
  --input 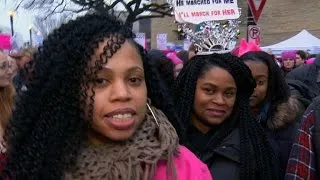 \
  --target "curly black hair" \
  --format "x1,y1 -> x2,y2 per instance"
240,51 -> 290,119
1,12 -> 181,179
173,53 -> 280,180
